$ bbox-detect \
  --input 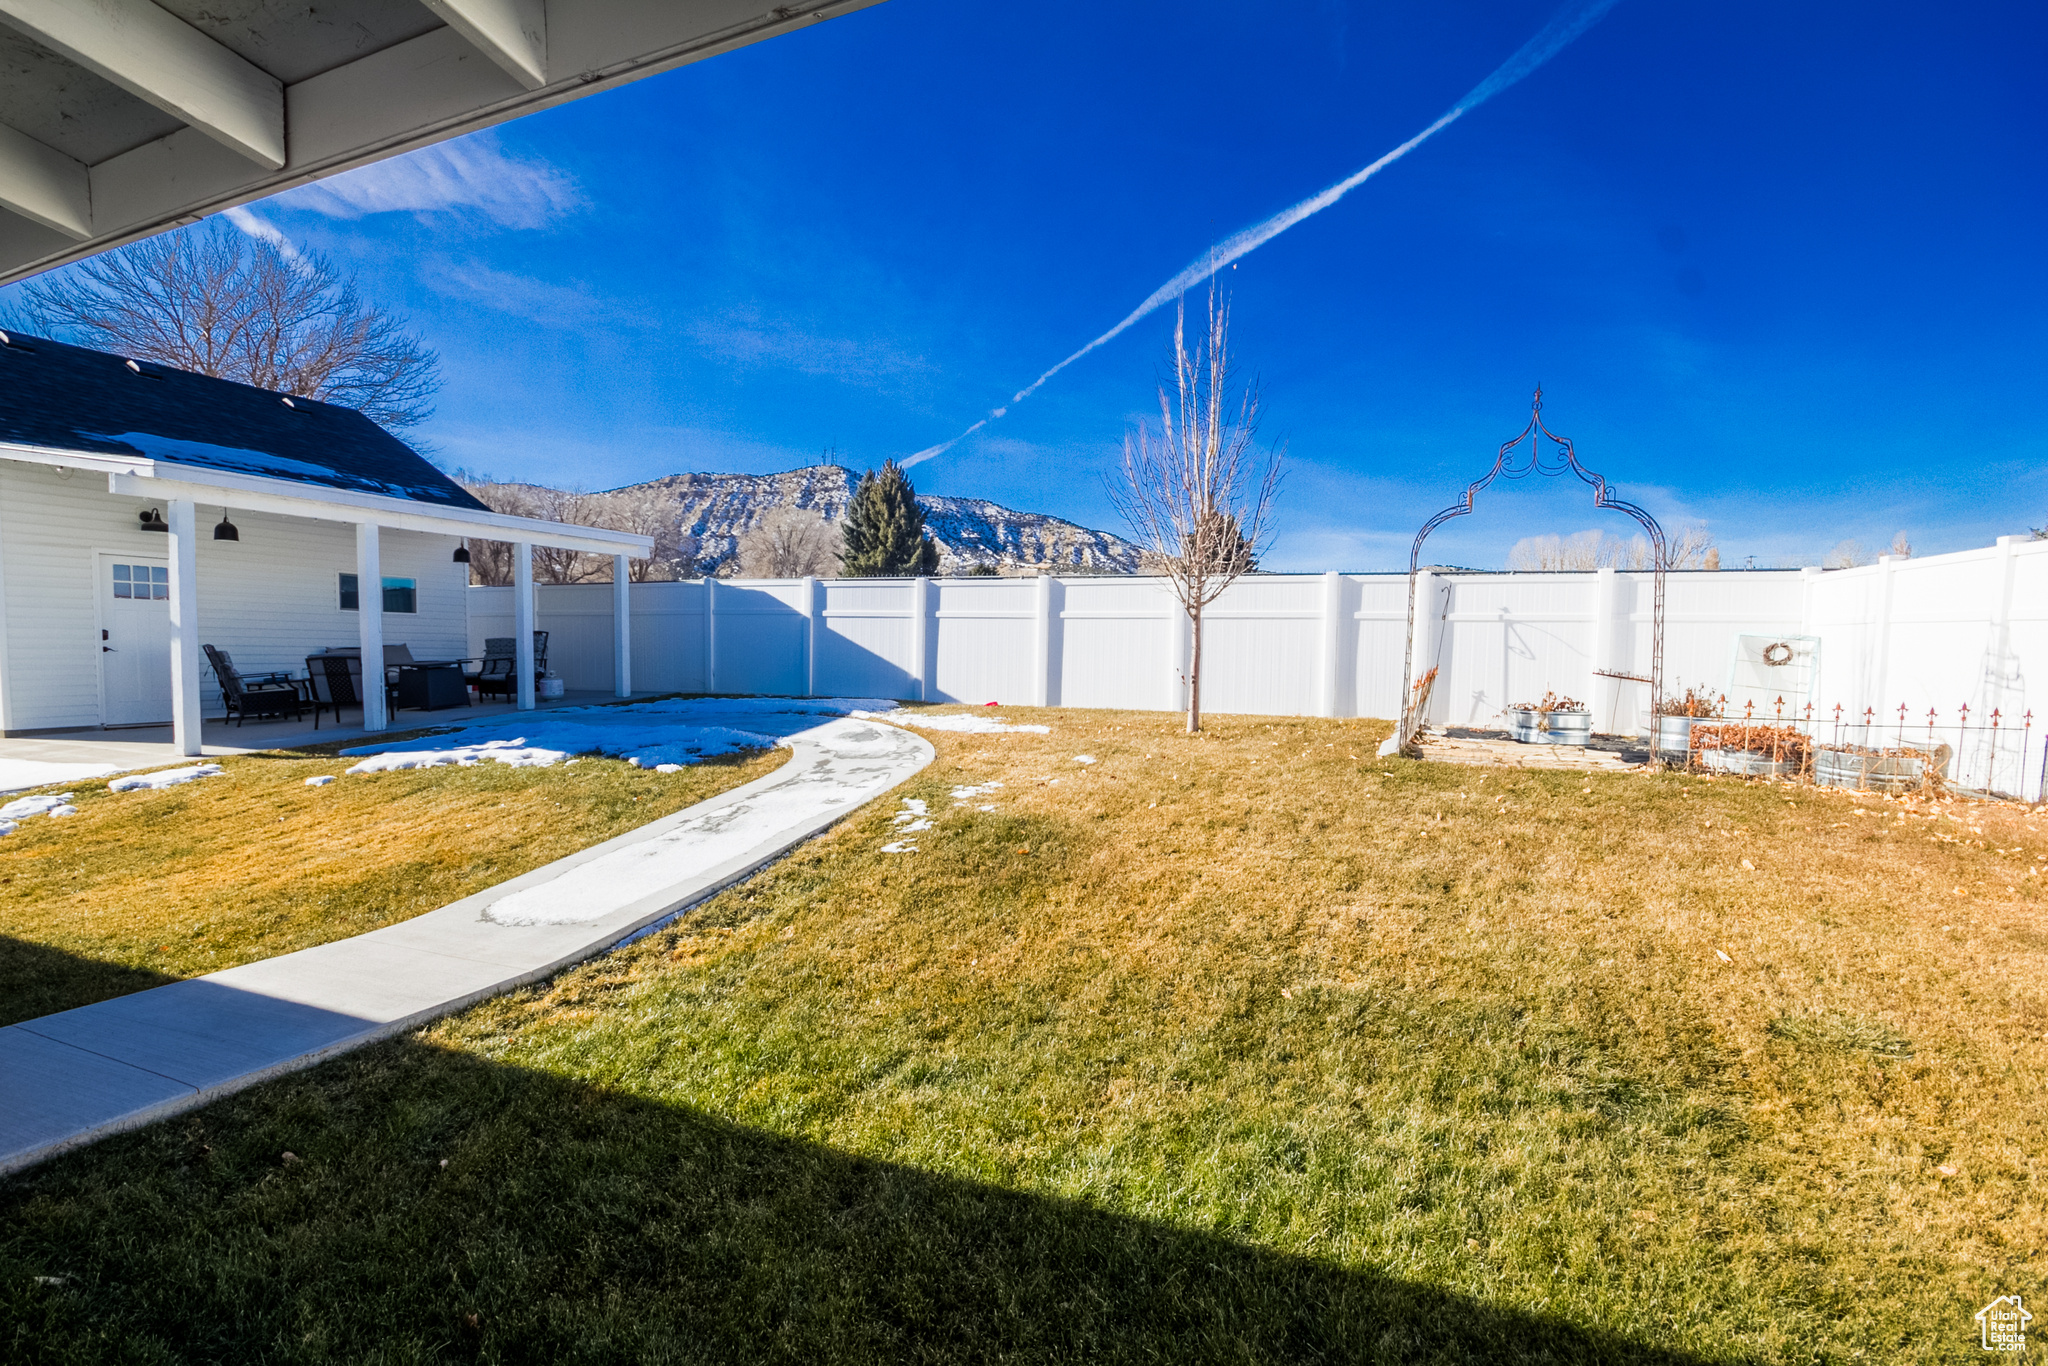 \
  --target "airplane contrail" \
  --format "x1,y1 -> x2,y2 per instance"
902,0 -> 1624,468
